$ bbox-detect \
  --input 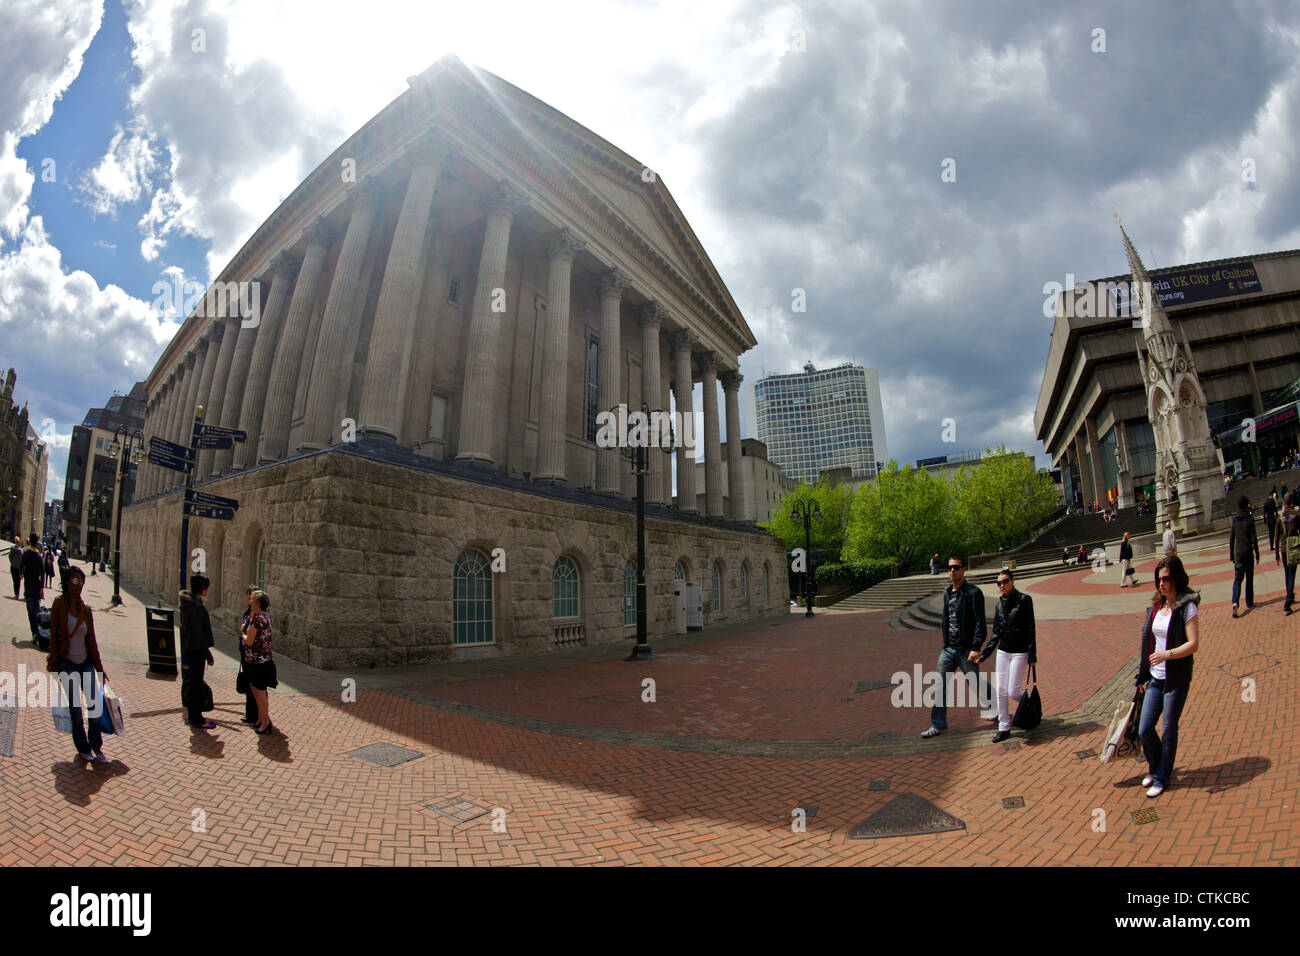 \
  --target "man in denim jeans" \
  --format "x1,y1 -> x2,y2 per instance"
921,554 -> 988,738
1228,495 -> 1259,618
